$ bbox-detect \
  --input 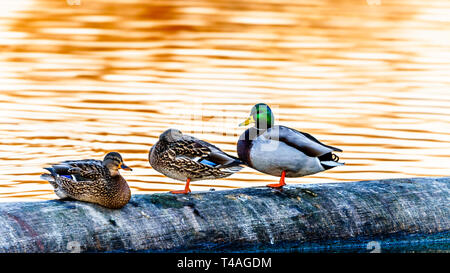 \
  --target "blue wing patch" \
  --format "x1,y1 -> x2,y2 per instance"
60,174 -> 75,180
200,159 -> 218,167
